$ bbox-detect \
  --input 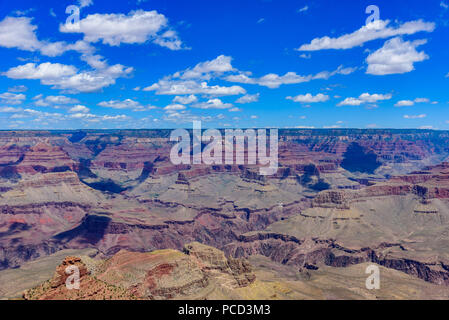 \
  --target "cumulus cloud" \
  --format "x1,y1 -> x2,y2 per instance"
4,62 -> 77,80
0,17 -> 41,51
69,105 -> 90,113
337,93 -> 392,106
69,113 -> 129,122
366,37 -> 429,75
78,0 -> 93,8
142,56 -> 244,96
98,99 -> 155,111
144,80 -> 245,96
8,85 -> 28,93
404,114 -> 426,119
236,93 -> 259,104
164,104 -> 186,111
0,16 -> 95,57
0,92 -> 26,105
172,94 -> 198,104
395,100 -> 414,107
4,62 -> 133,93
394,97 -> 430,107
225,65 -> 355,88
286,93 -> 329,103
297,19 -> 435,51
0,106 -> 23,113
162,109 -> 220,123
60,10 -> 185,50
414,98 -> 430,103
34,95 -> 80,107
191,98 -> 233,109
174,55 -> 234,80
